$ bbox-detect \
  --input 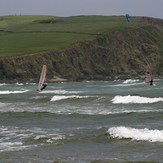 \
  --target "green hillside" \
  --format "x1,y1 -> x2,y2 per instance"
0,15 -> 163,82
0,15 -> 141,56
